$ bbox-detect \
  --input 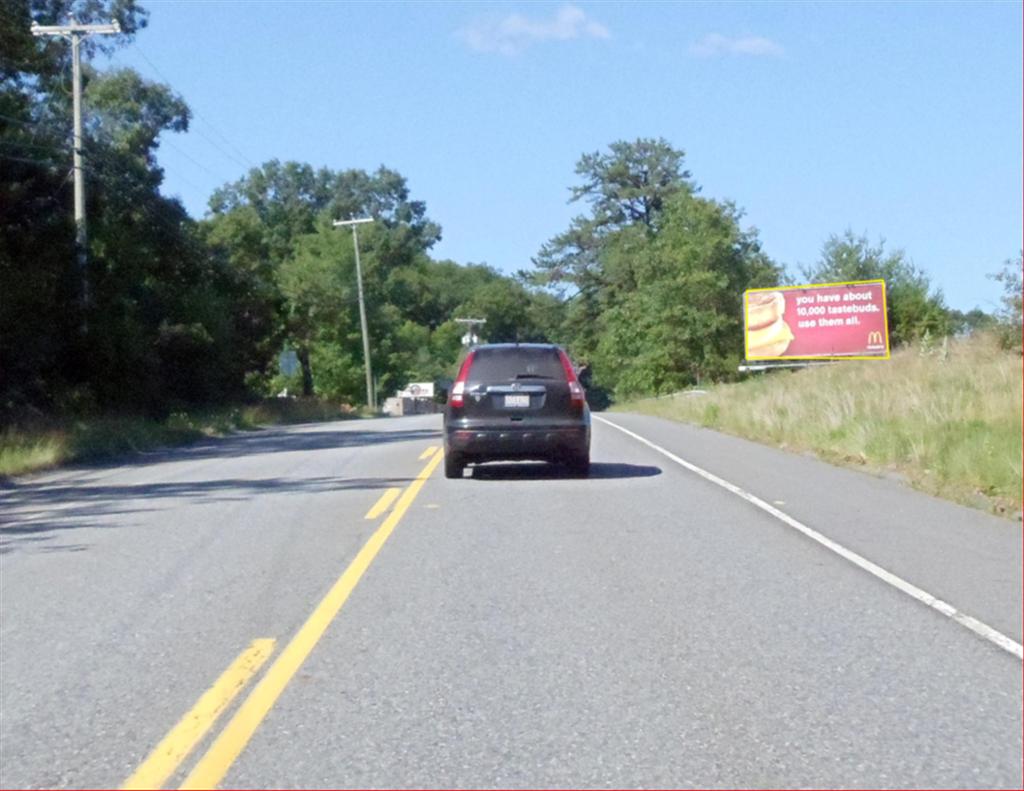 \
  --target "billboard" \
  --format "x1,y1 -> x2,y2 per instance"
744,280 -> 890,360
397,381 -> 435,399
